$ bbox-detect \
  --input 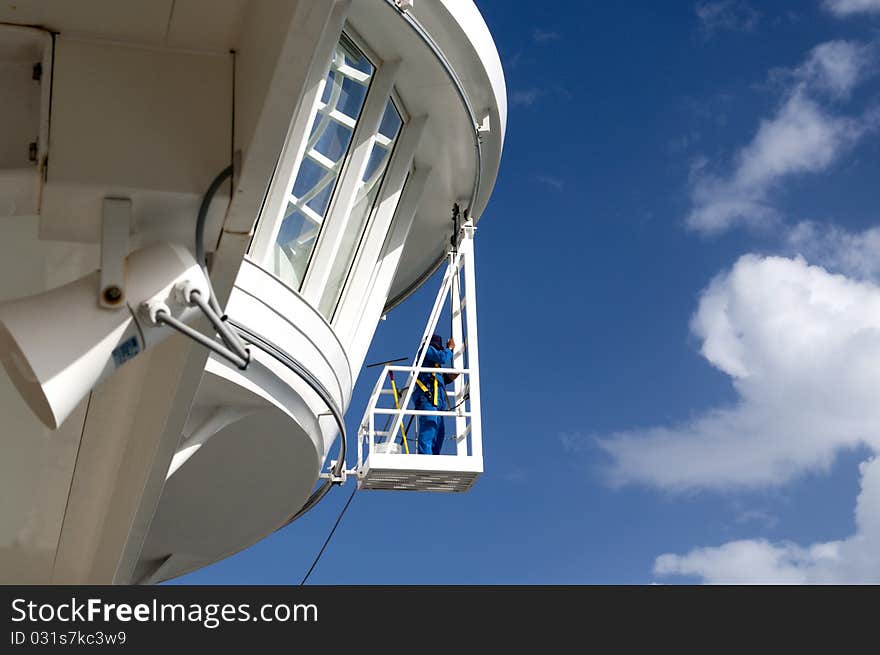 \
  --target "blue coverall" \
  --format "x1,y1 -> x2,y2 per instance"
415,344 -> 453,455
